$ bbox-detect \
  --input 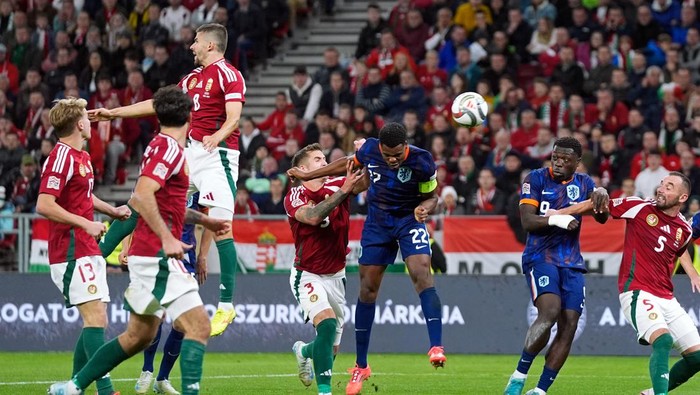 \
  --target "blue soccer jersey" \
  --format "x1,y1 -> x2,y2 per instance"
519,168 -> 596,271
355,138 -> 437,226
692,212 -> 700,240
181,192 -> 199,273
